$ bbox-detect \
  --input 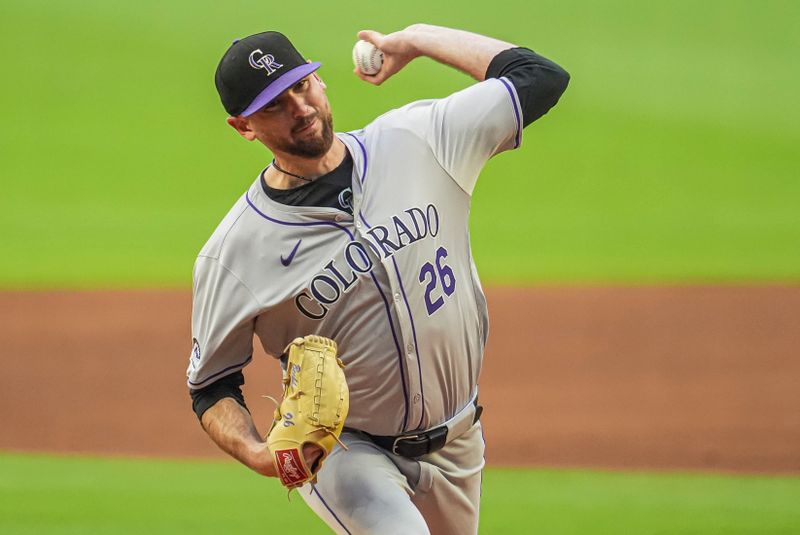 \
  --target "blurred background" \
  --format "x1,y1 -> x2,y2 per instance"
1,0 -> 798,533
